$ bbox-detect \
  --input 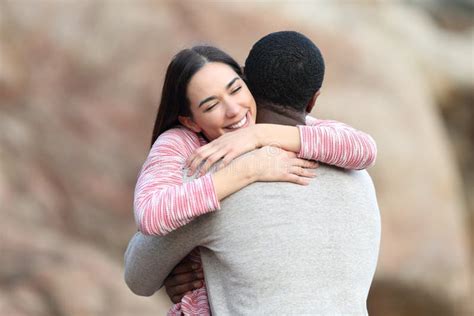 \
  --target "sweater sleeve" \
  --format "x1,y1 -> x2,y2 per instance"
134,127 -> 221,236
297,115 -> 377,170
